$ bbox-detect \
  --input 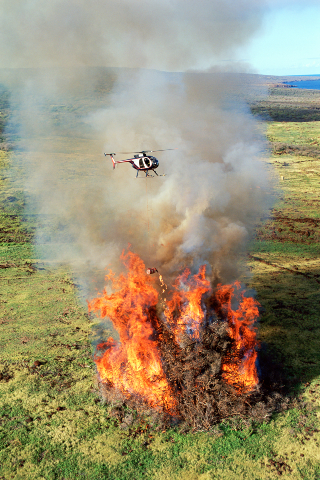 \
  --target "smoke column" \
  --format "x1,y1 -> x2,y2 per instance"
0,0 -> 282,293
86,69 -> 273,285
0,0 -> 265,71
